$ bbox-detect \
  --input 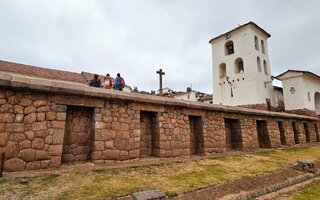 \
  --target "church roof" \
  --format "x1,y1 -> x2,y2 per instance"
0,60 -> 87,84
276,69 -> 320,81
209,21 -> 271,43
